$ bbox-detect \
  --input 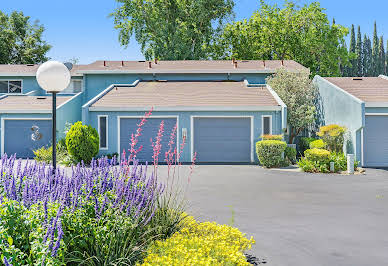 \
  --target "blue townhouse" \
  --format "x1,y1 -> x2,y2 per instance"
0,60 -> 305,163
